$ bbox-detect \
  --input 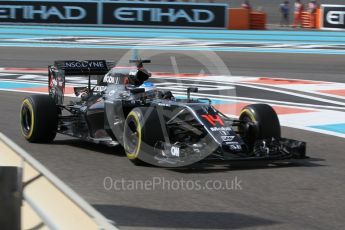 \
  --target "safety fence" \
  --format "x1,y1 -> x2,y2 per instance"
0,133 -> 117,230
